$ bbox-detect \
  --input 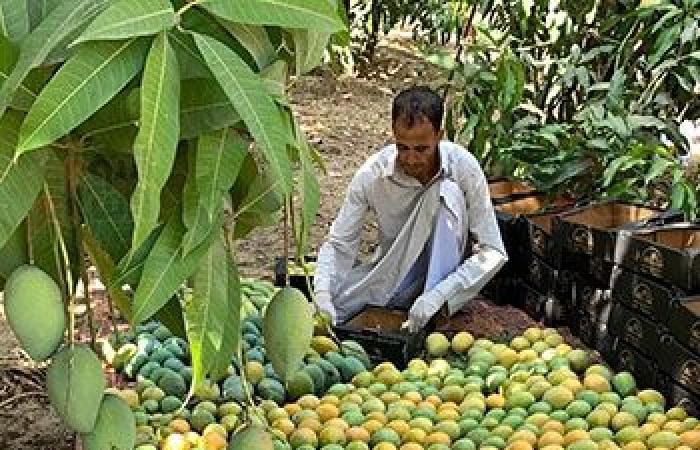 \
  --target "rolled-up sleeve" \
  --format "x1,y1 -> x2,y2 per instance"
314,170 -> 370,294
429,154 -> 508,312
